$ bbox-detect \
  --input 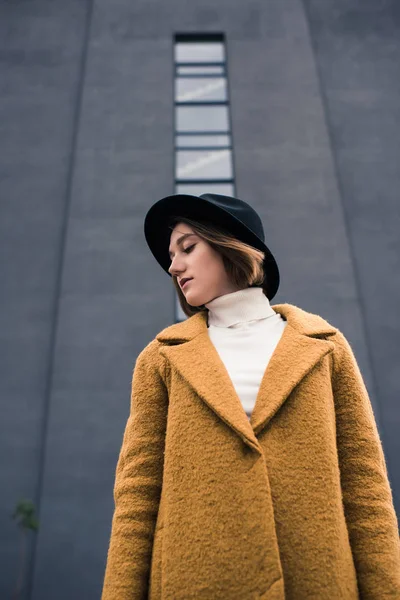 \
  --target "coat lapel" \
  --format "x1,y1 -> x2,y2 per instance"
160,329 -> 261,452
249,319 -> 334,436
157,303 -> 337,454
